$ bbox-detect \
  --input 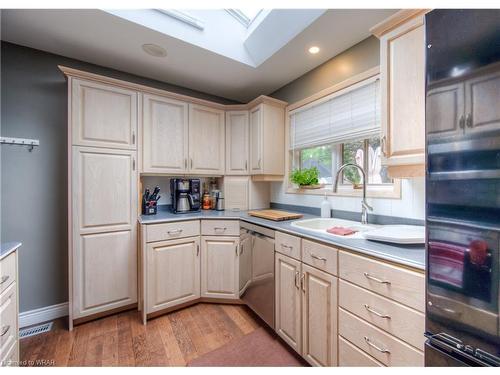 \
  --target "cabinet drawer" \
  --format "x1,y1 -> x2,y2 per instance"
339,251 -> 425,312
302,240 -> 337,276
275,231 -> 301,260
201,220 -> 239,236
339,280 -> 425,350
146,220 -> 200,242
339,308 -> 423,366
339,337 -> 383,367
0,283 -> 17,359
0,252 -> 16,294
